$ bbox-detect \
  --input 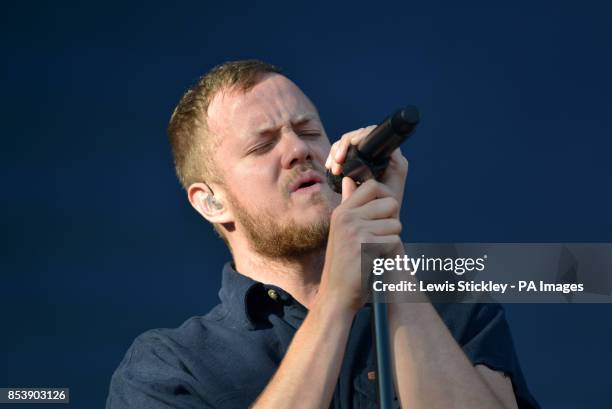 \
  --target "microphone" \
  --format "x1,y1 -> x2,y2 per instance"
326,106 -> 420,193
